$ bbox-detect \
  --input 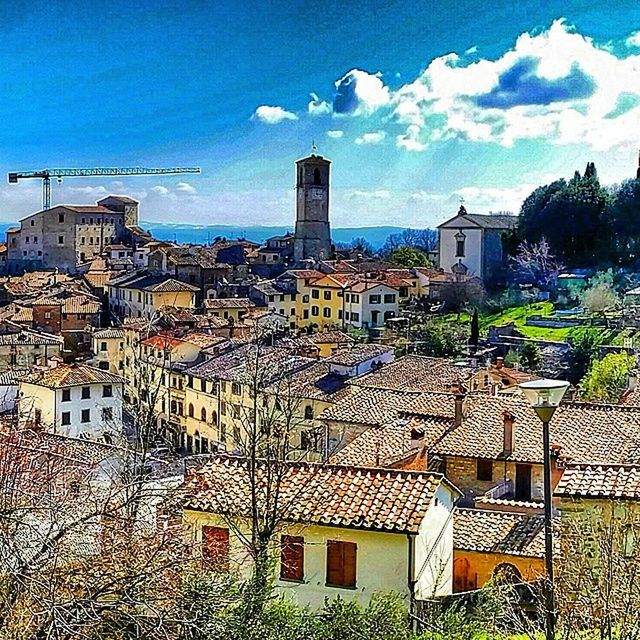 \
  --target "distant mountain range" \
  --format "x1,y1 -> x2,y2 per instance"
0,222 -> 423,250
